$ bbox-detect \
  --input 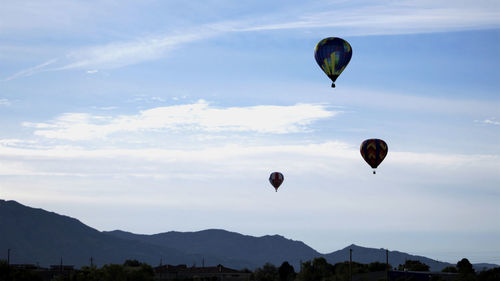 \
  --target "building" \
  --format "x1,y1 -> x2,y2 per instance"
9,263 -> 76,281
155,264 -> 251,281
389,270 -> 458,281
